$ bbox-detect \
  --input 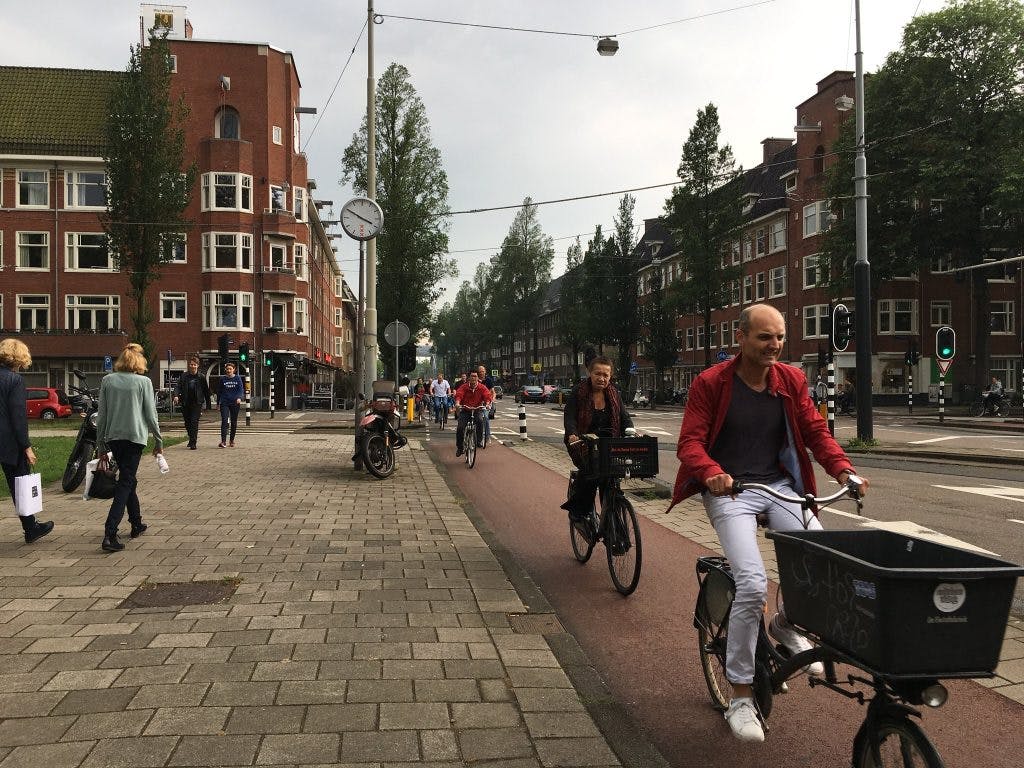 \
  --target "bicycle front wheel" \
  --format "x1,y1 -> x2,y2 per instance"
851,714 -> 944,768
971,400 -> 985,417
605,496 -> 642,595
465,424 -> 476,468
